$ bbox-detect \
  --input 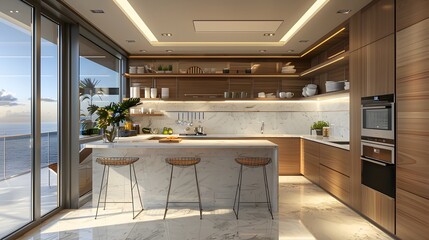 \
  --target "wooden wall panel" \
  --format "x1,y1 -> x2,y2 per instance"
396,188 -> 429,239
229,78 -> 253,97
319,165 -> 350,203
396,19 -> 429,199
348,49 -> 362,210
361,34 -> 395,97
267,138 -> 301,175
177,78 -> 228,98
156,79 -> 177,99
302,140 -> 320,184
396,0 -> 429,31
252,78 -> 280,97
360,0 -> 395,46
280,79 -> 311,99
319,144 -> 351,176
361,185 -> 395,233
